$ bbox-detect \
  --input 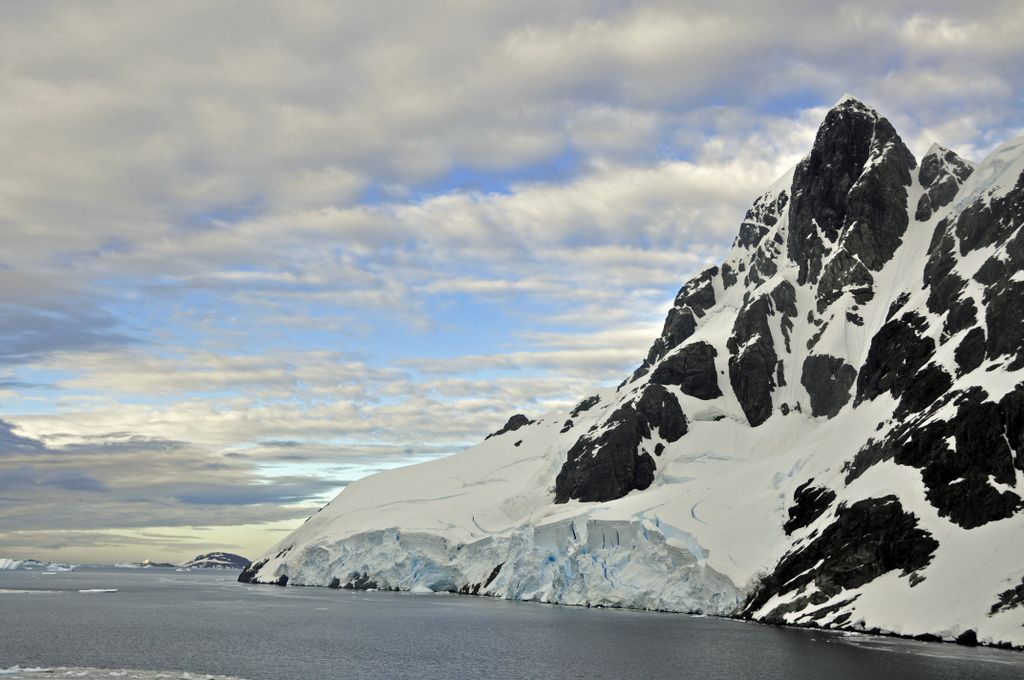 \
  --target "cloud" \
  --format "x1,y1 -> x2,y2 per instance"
39,470 -> 109,492
0,428 -> 346,538
0,529 -> 240,554
0,278 -> 134,365
0,420 -> 46,454
0,465 -> 107,492
171,478 -> 348,506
